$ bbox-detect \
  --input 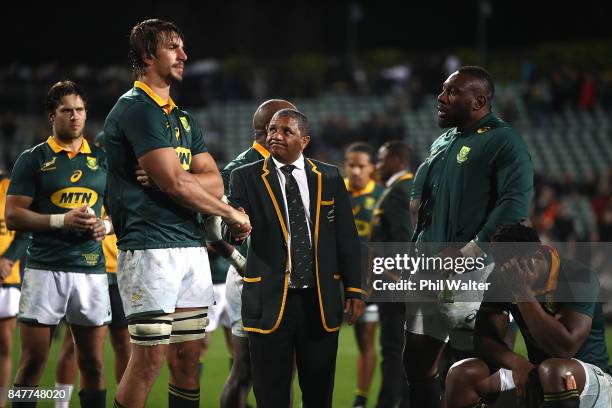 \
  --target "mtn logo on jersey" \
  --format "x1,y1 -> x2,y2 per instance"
50,187 -> 99,209
175,147 -> 192,170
